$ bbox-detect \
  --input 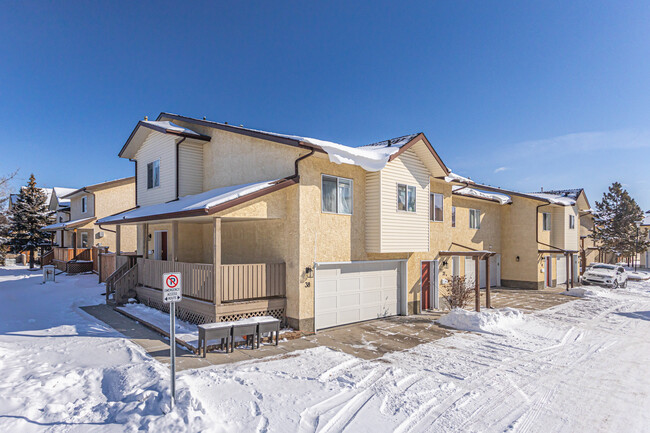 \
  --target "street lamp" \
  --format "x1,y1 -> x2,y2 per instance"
634,221 -> 641,272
